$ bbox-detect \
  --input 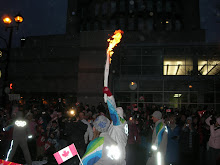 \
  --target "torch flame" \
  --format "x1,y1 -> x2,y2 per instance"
107,29 -> 124,63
